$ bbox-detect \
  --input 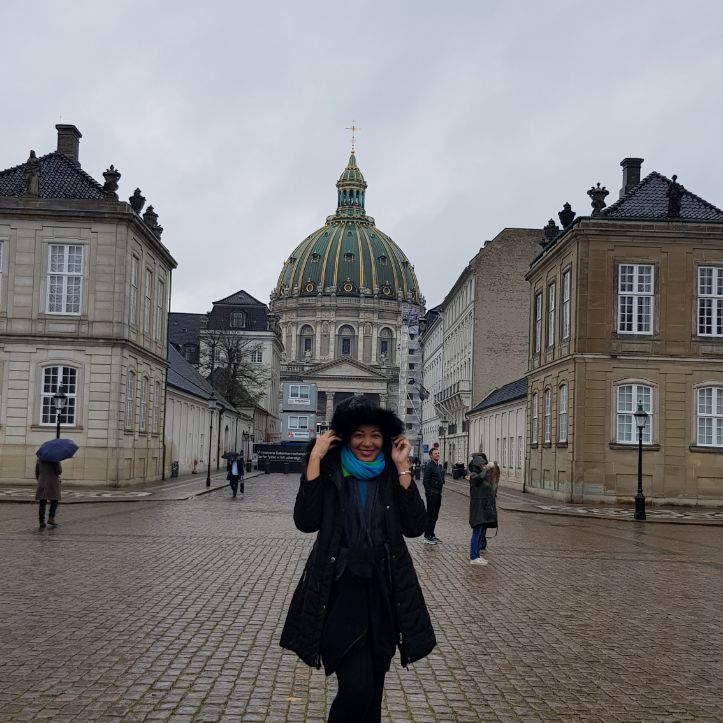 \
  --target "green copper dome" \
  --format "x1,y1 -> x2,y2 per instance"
274,152 -> 421,303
